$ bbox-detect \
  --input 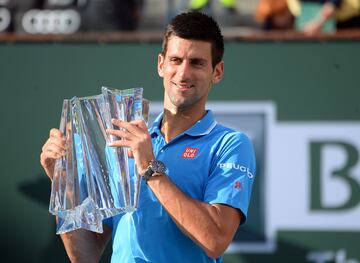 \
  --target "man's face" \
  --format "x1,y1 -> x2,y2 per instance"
158,36 -> 224,111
